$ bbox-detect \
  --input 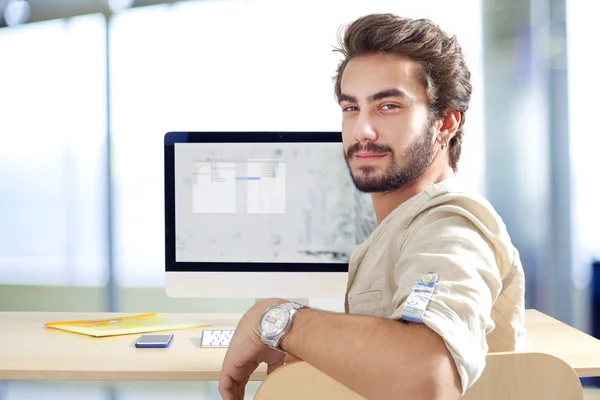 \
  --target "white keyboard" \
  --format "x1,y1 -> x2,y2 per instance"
200,329 -> 235,347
